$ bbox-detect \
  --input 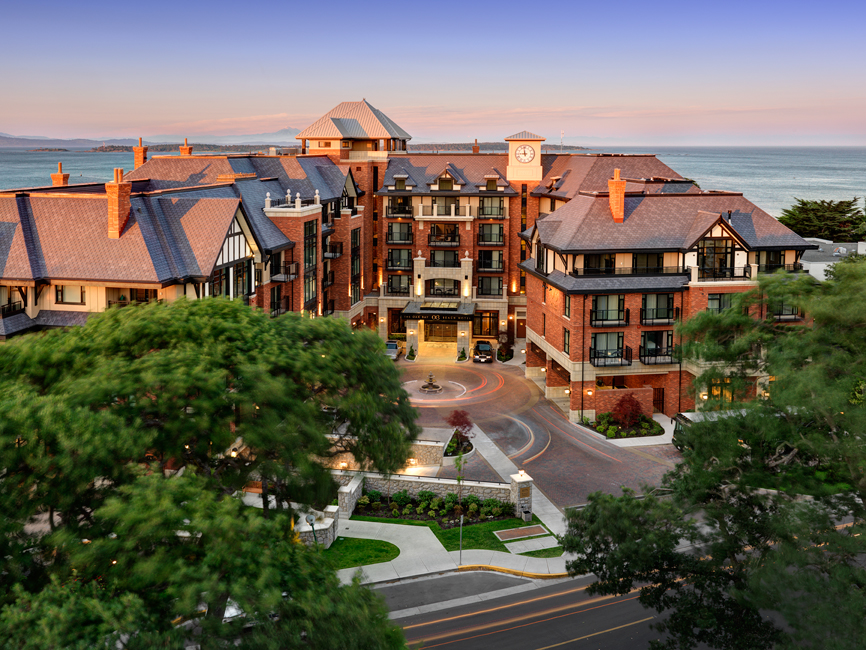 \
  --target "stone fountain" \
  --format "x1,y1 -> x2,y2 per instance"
418,371 -> 443,394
